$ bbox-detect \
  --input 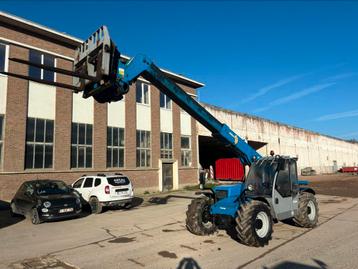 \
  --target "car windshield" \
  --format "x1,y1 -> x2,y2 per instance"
36,181 -> 70,195
245,159 -> 278,195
